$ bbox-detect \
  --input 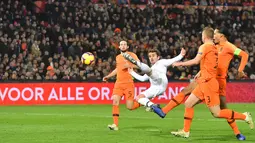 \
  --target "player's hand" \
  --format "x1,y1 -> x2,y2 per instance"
128,67 -> 133,73
180,48 -> 186,56
172,62 -> 182,67
236,71 -> 247,79
103,76 -> 109,82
